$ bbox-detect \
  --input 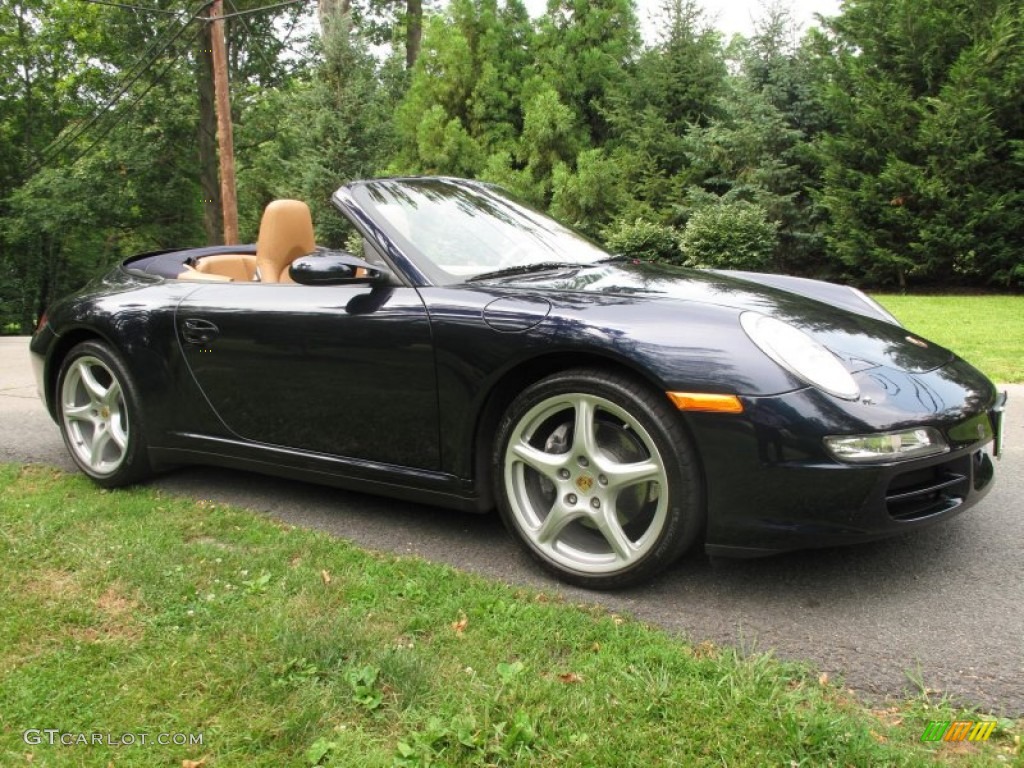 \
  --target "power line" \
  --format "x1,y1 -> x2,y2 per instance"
36,0 -> 214,167
36,21 -> 188,163
36,12 -> 183,162
274,10 -> 313,61
209,0 -> 307,21
224,0 -> 278,80
76,0 -> 183,15
64,25 -> 203,169
35,0 -> 306,172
